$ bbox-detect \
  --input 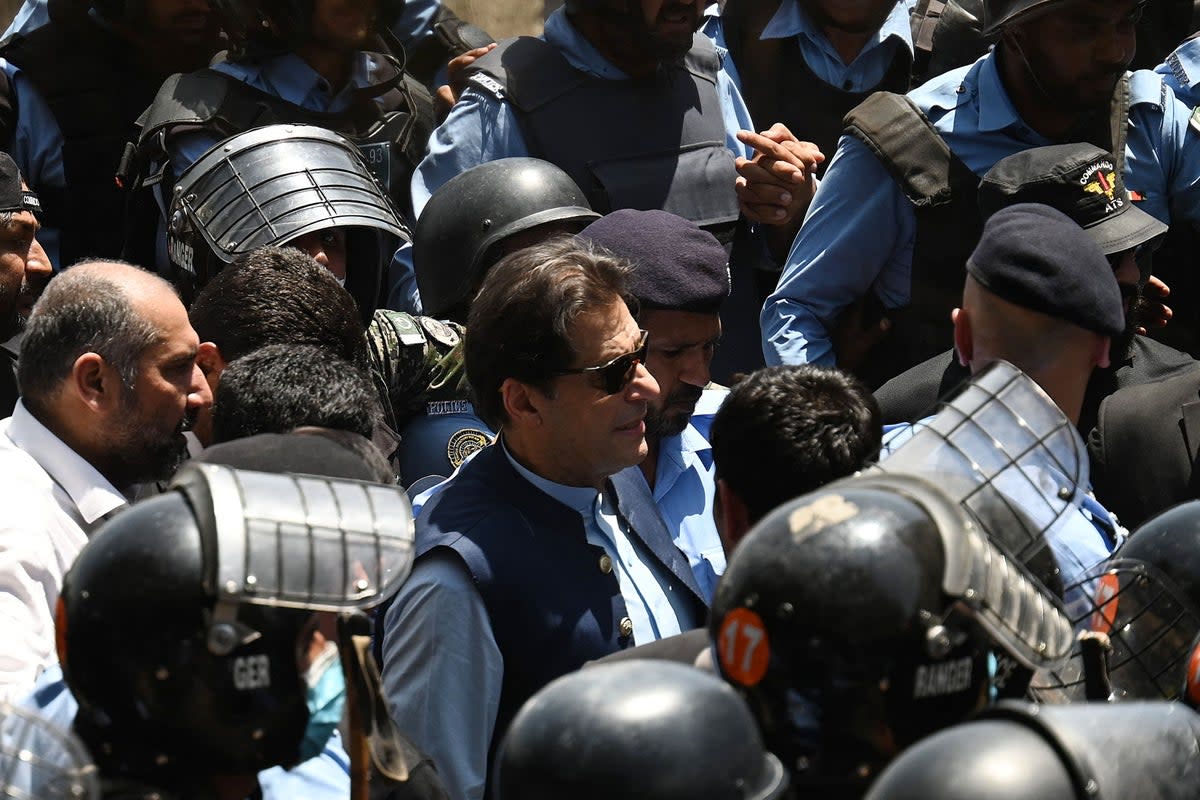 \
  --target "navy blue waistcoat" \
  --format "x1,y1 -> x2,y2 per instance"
415,443 -> 706,764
